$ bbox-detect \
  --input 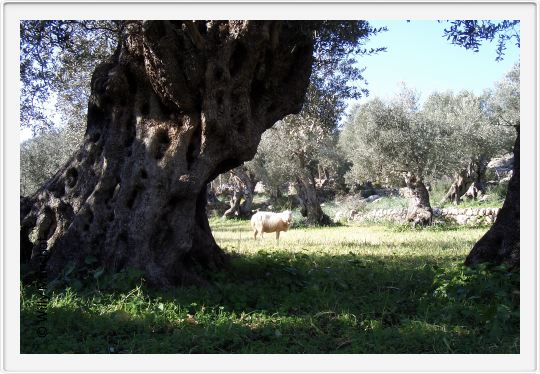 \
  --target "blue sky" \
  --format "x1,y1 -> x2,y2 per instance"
350,20 -> 520,106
